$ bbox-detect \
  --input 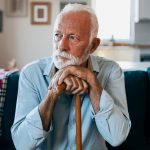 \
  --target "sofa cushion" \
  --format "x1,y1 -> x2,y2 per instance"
107,71 -> 150,150
124,71 -> 149,147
